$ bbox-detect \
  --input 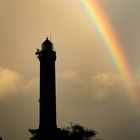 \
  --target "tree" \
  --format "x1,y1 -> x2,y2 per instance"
29,123 -> 97,140
59,123 -> 97,140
